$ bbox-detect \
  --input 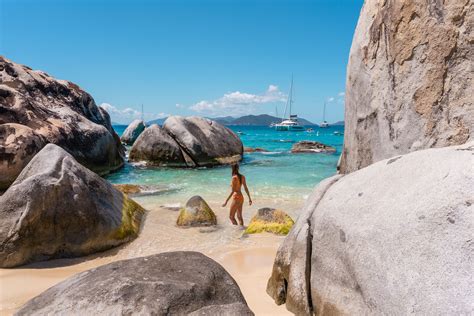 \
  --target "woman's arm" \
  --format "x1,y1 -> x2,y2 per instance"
223,176 -> 237,206
242,176 -> 252,205
222,191 -> 233,207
